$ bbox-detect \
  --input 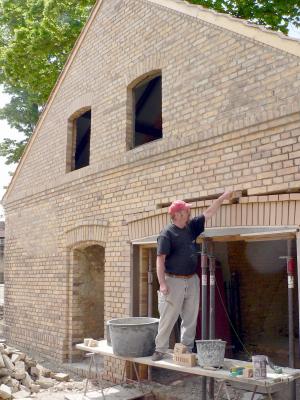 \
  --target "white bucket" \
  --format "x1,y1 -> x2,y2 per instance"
252,355 -> 267,379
